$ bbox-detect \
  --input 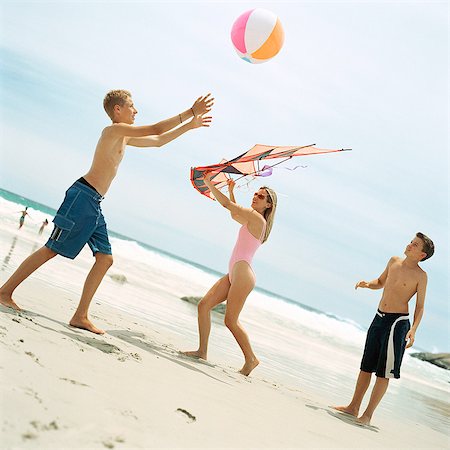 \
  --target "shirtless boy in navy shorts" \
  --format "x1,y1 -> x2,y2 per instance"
333,232 -> 434,425
0,90 -> 214,334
